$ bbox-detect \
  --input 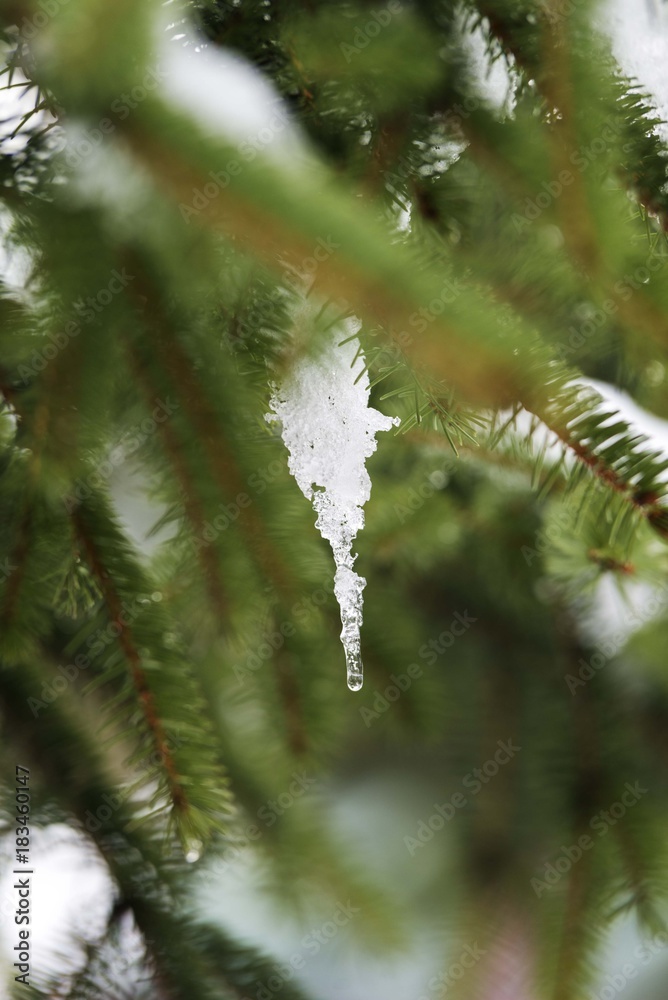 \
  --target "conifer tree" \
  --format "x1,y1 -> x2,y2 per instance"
2,1 -> 668,997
